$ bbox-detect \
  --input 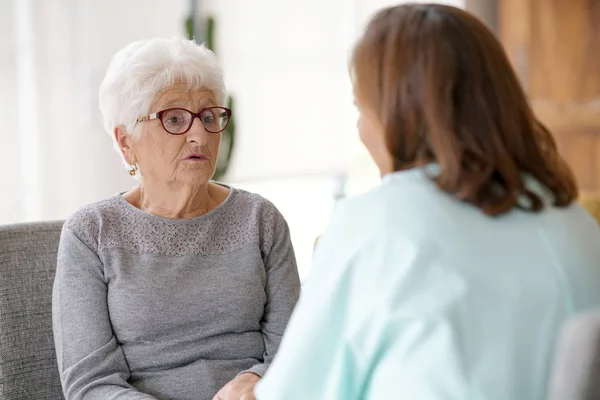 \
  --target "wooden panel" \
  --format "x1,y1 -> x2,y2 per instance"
554,130 -> 600,191
533,101 -> 600,131
529,0 -> 600,102
501,0 -> 600,101
466,0 -> 498,34
499,0 -> 532,90
500,0 -> 600,192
